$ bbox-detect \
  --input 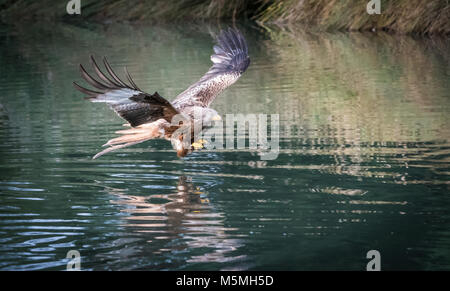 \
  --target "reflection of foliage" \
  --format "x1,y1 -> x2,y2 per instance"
248,25 -> 450,145
1,0 -> 449,34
